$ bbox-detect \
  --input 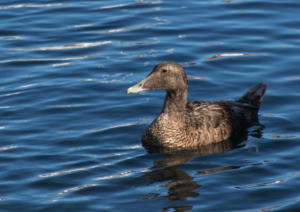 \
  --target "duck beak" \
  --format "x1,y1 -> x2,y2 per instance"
126,78 -> 148,94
